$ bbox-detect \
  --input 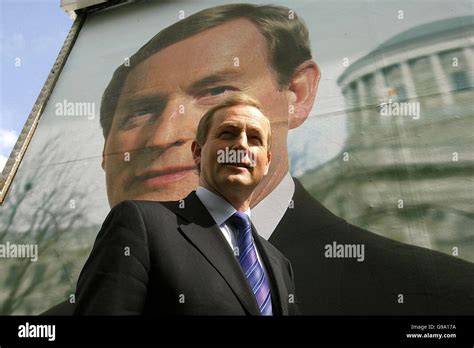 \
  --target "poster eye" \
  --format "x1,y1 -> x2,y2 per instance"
204,86 -> 235,96
128,110 -> 154,118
